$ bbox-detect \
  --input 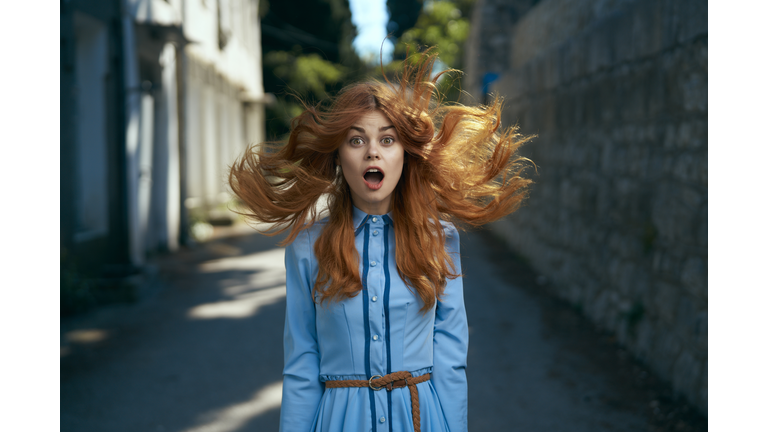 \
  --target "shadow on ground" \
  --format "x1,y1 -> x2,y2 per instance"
464,228 -> 707,432
61,230 -> 289,432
